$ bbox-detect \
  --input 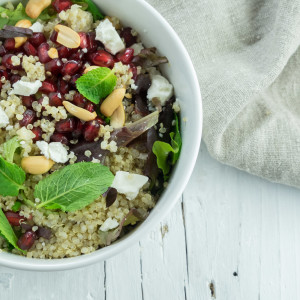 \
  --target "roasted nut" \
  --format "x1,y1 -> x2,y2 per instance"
110,104 -> 125,129
14,19 -> 32,48
100,88 -> 126,117
54,24 -> 81,49
21,156 -> 54,175
48,48 -> 59,59
125,93 -> 132,99
63,101 -> 97,121
26,0 -> 51,19
83,66 -> 100,74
